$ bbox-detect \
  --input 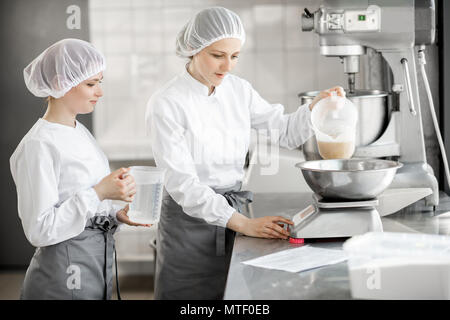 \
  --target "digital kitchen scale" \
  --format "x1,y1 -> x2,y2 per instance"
289,194 -> 383,242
